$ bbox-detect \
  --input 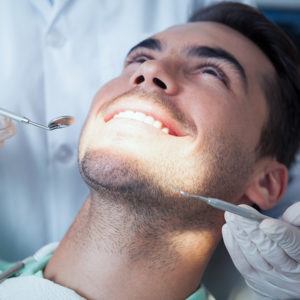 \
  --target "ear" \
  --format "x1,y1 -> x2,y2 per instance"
242,159 -> 288,210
